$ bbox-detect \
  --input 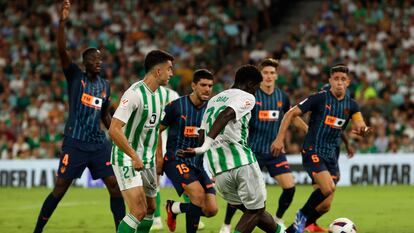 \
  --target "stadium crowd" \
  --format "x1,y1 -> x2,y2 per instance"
0,0 -> 413,159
